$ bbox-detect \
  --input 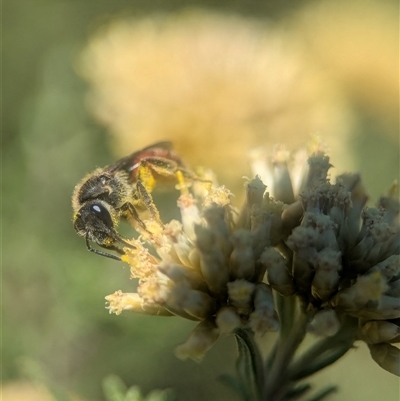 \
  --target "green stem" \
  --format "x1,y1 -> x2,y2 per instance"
288,316 -> 357,381
263,310 -> 312,400
276,294 -> 296,341
305,385 -> 337,401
